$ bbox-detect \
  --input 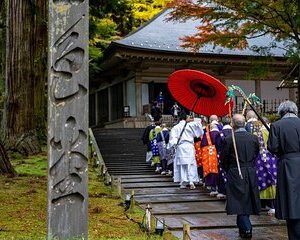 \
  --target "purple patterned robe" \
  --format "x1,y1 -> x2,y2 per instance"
255,128 -> 277,191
